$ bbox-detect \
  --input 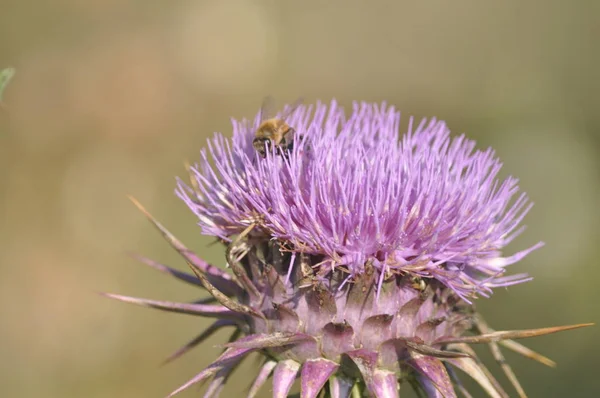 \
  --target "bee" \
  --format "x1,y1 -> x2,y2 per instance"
252,96 -> 303,158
